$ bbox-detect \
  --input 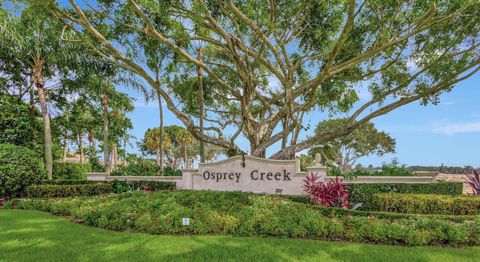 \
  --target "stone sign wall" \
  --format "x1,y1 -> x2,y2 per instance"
186,155 -> 324,195
86,155 -> 440,195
